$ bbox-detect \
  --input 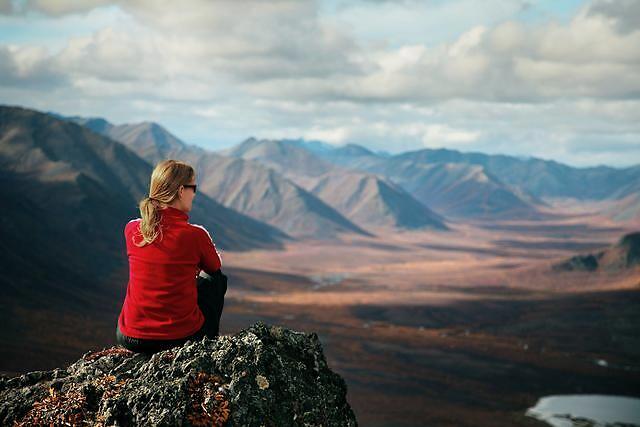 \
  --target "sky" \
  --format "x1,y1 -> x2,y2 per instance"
1,0 -> 639,168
